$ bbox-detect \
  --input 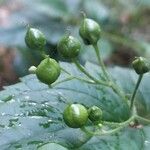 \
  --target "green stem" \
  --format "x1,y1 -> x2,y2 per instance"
102,121 -> 122,127
135,115 -> 150,124
60,67 -> 71,75
40,50 -> 49,59
72,59 -> 110,87
73,58 -> 127,102
93,44 -> 110,80
81,116 -> 135,136
81,115 -> 150,136
60,67 -> 99,84
111,82 -> 127,103
51,76 -> 75,87
93,44 -> 127,103
130,74 -> 143,110
52,76 -> 98,87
